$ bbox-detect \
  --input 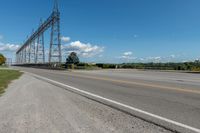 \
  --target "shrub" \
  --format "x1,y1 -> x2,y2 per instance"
0,54 -> 6,65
